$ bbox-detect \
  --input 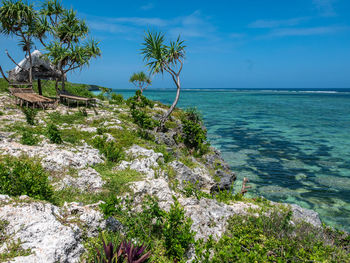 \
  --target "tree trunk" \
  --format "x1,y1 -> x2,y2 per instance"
37,79 -> 42,95
55,79 -> 59,94
28,47 -> 33,86
159,76 -> 181,130
61,70 -> 66,91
